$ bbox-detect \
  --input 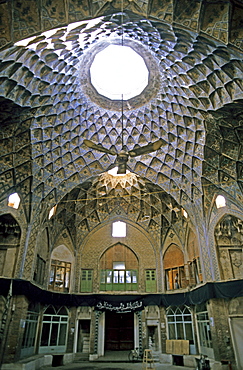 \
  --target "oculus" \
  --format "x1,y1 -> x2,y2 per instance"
90,45 -> 149,100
